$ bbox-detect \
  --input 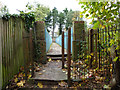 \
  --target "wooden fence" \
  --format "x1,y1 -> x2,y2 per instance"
0,17 -> 33,89
70,24 -> 120,84
60,21 -> 120,86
